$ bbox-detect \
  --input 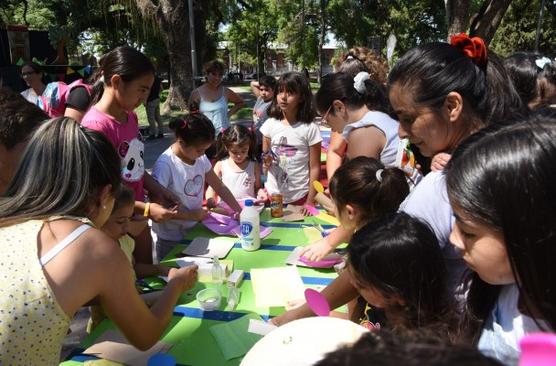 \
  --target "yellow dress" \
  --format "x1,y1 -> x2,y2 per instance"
0,220 -> 90,366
